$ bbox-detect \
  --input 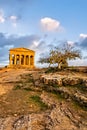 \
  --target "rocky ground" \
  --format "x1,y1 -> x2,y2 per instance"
0,68 -> 87,130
